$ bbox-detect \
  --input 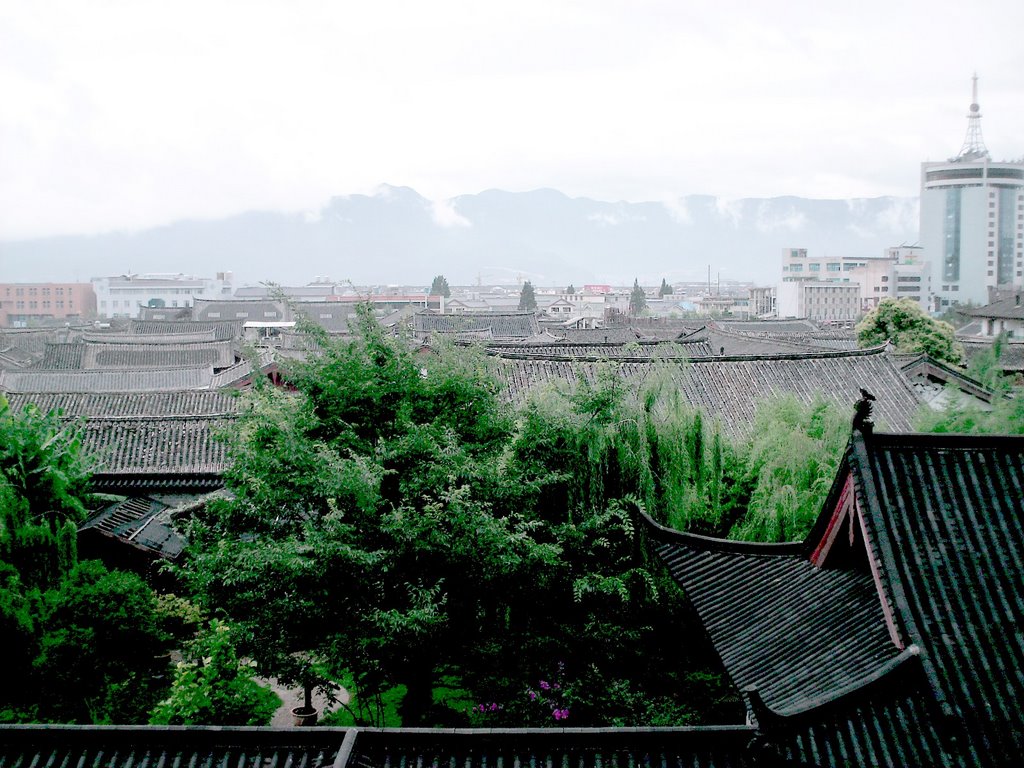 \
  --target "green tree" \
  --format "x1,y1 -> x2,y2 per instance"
629,279 -> 647,316
430,275 -> 451,298
33,561 -> 169,723
566,284 -> 576,295
519,281 -> 537,311
150,620 -> 279,726
659,278 -> 672,296
856,298 -> 963,365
